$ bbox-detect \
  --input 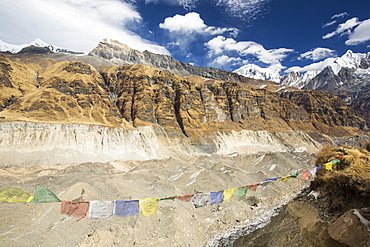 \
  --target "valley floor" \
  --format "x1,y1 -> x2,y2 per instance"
0,152 -> 315,246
